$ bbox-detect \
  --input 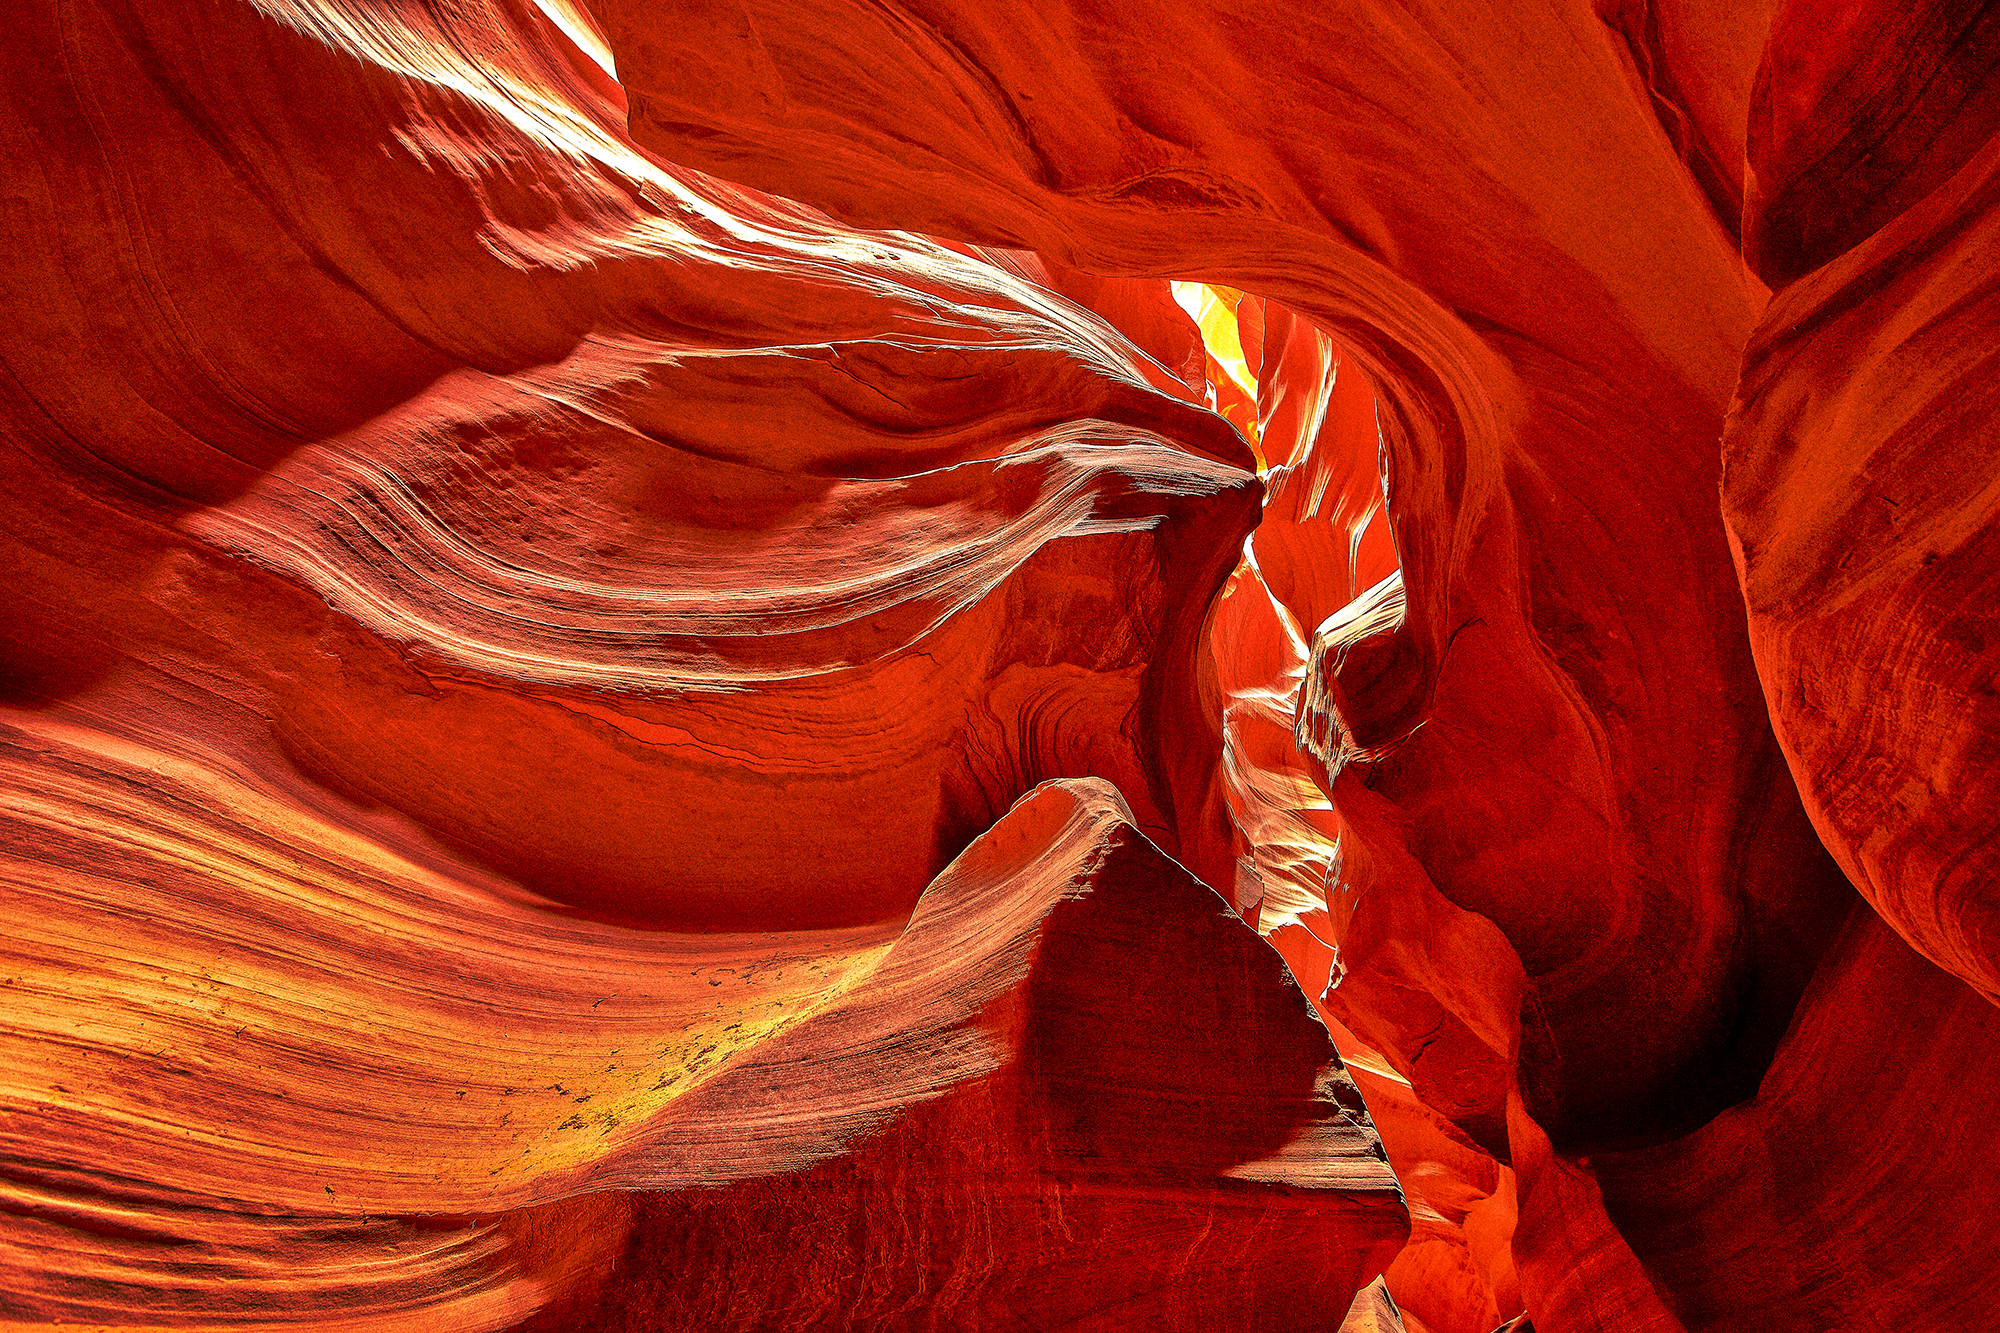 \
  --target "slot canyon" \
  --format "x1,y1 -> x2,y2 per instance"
3,0 -> 1999,1328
